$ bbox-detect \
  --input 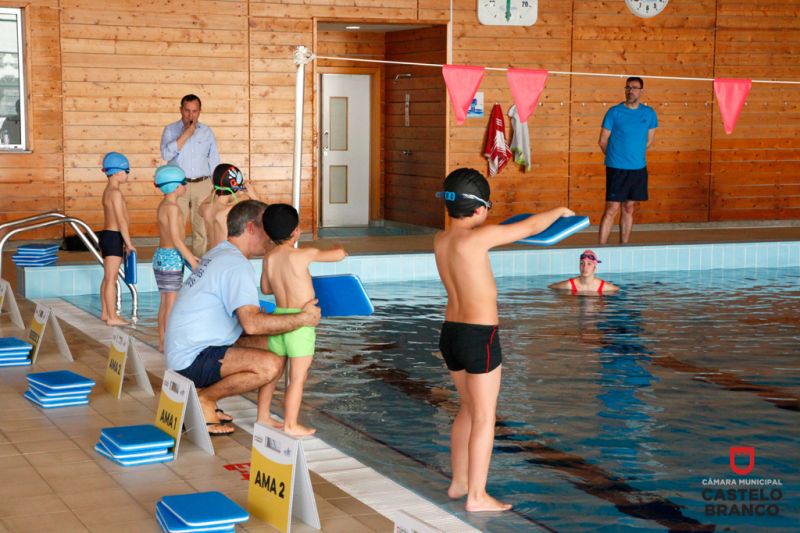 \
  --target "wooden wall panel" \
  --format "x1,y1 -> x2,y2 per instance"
4,0 -> 800,246
384,26 -> 446,228
60,0 -> 249,236
711,0 -> 800,221
449,0 -> 573,224
0,2 -> 63,239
